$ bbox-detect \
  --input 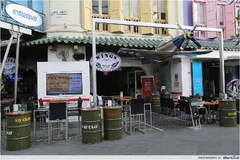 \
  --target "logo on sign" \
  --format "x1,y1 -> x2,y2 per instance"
90,52 -> 121,72
0,57 -> 16,75
6,4 -> 42,27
